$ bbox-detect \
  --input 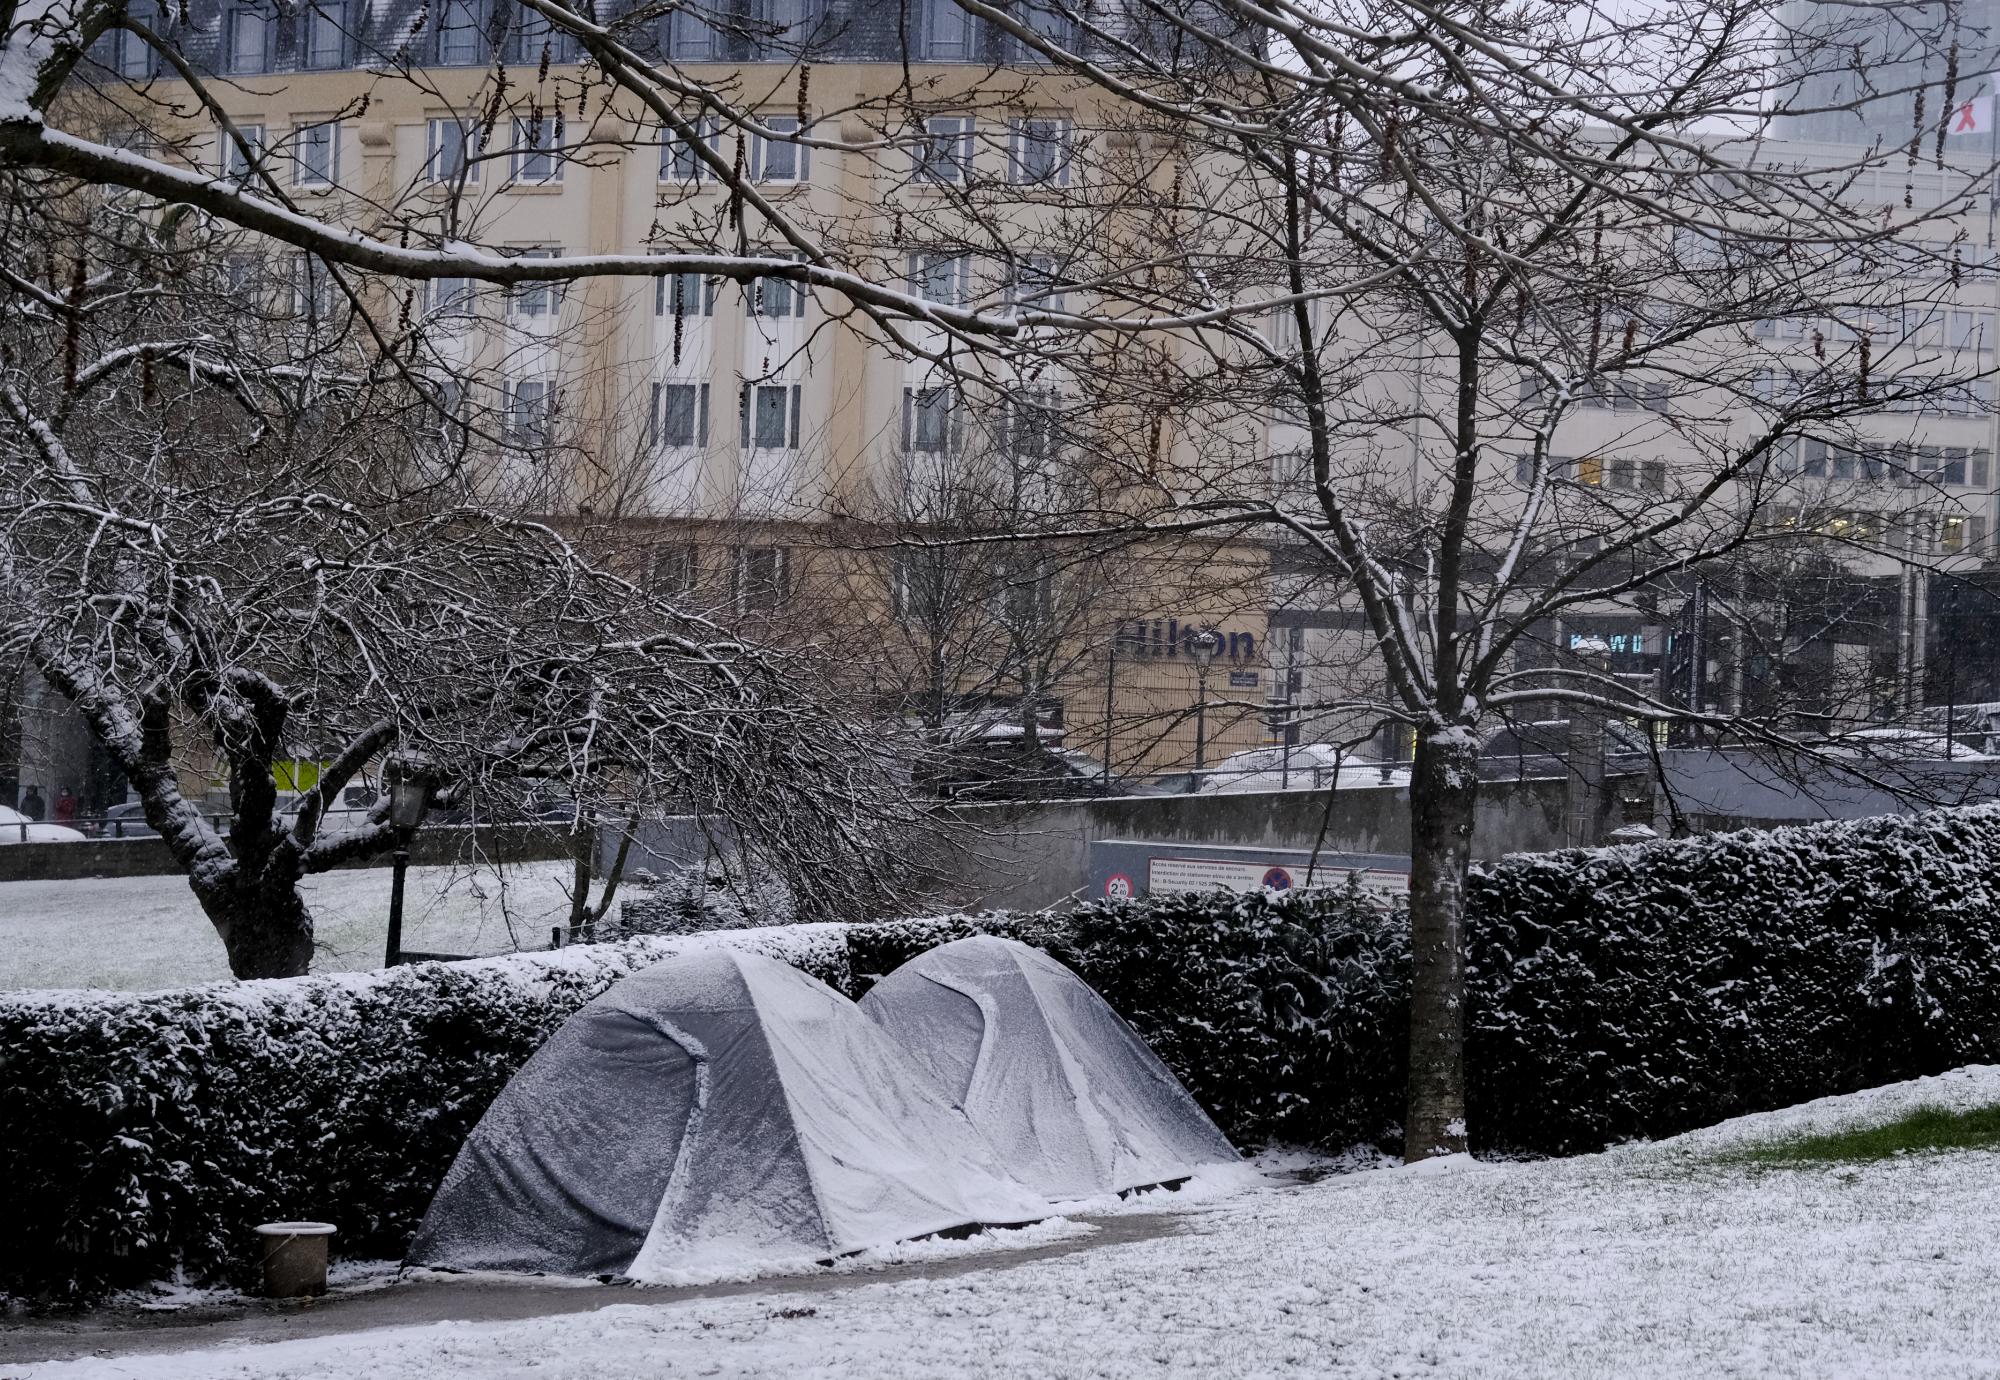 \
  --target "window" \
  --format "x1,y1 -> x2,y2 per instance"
425,118 -> 480,184
225,5 -> 270,72
221,253 -> 262,299
665,7 -> 719,59
505,377 -> 556,446
512,116 -> 561,183
1008,390 -> 1062,461
428,275 -> 475,316
1830,445 -> 1857,481
655,272 -> 715,317
435,0 -> 489,64
661,116 -> 722,182
903,385 -> 957,453
1006,255 -> 1066,312
290,254 -> 340,320
733,546 -> 791,610
649,545 -> 697,595
220,123 -> 265,185
1642,460 -> 1667,493
1943,447 -> 1968,486
507,248 -> 561,317
1608,456 -> 1636,490
1800,439 -> 1827,479
745,267 -> 806,318
740,382 -> 802,449
910,250 -> 969,305
300,3 -> 347,69
109,26 -> 153,78
749,0 -> 815,59
1009,116 -> 1071,185
915,116 -> 975,184
291,122 -> 340,187
1941,514 -> 1968,554
920,0 -> 975,60
1575,456 -> 1604,487
1975,450 -> 1993,488
653,381 -> 710,448
508,3 -> 573,63
751,115 -> 809,182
